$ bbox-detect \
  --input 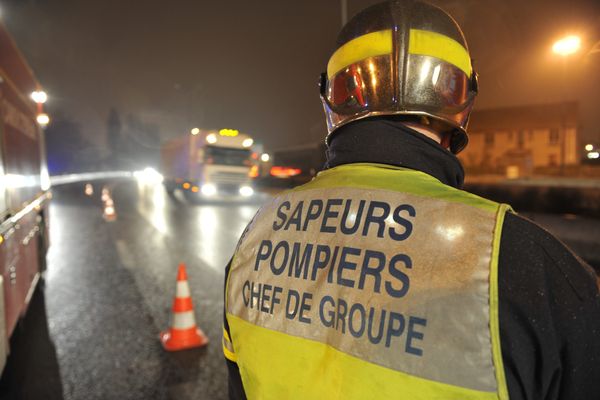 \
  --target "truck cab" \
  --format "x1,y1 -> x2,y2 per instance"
161,129 -> 255,200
